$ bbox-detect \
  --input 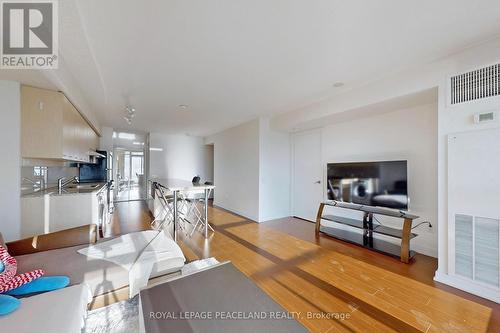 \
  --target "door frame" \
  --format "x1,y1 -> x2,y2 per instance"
291,128 -> 324,221
113,147 -> 146,202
